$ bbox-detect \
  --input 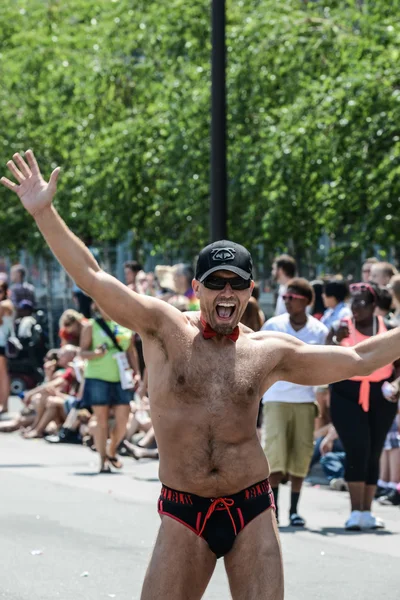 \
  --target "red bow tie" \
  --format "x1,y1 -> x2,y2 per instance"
200,316 -> 240,342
